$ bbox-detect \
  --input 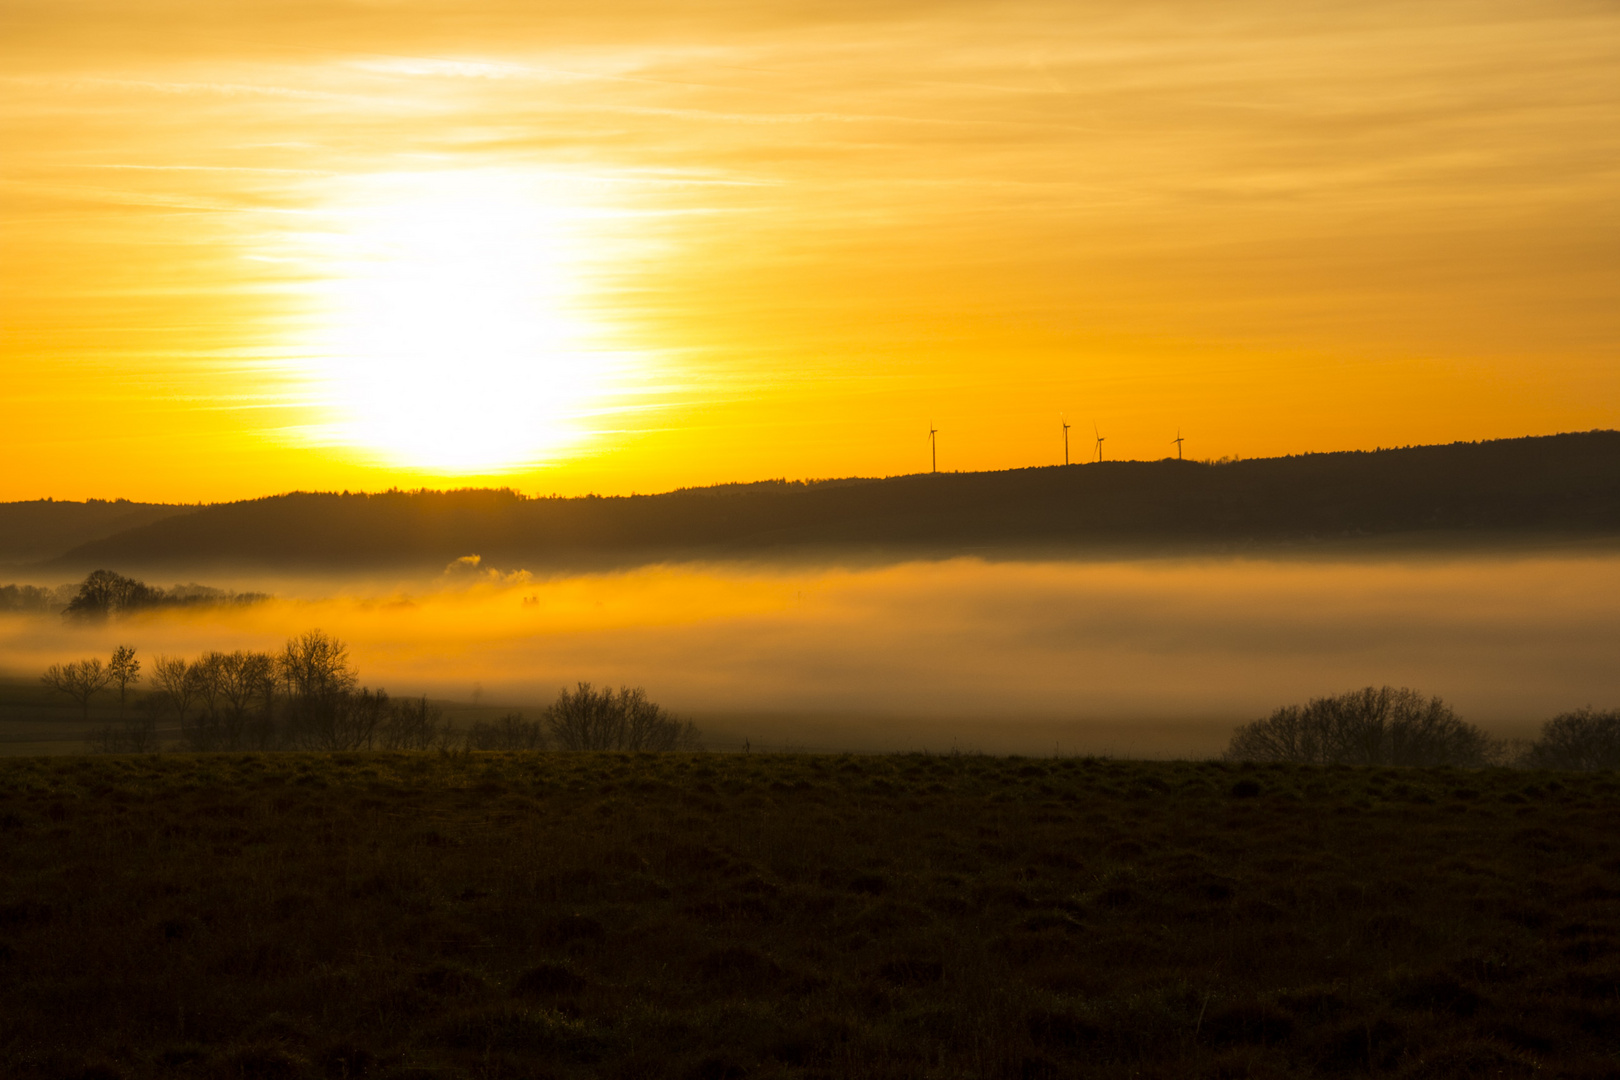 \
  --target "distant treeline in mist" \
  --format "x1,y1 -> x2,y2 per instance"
22,431 -> 1620,572
41,634 -> 700,755
0,582 -> 78,613
0,570 -> 265,617
1225,685 -> 1620,772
